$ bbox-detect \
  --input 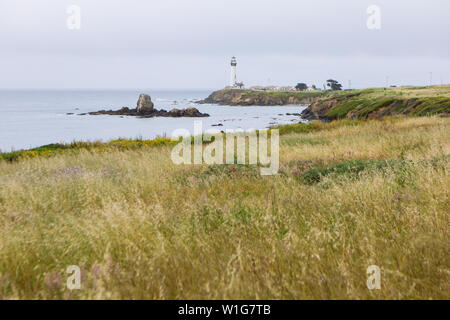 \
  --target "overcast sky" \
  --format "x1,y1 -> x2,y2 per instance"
0,0 -> 449,89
